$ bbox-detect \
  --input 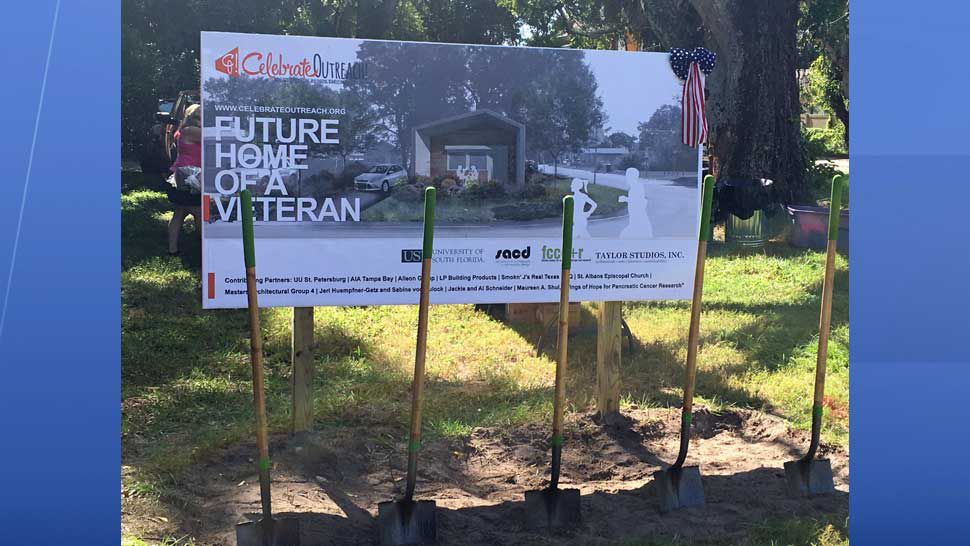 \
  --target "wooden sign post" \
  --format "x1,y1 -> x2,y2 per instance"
596,301 -> 622,416
291,307 -> 314,433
